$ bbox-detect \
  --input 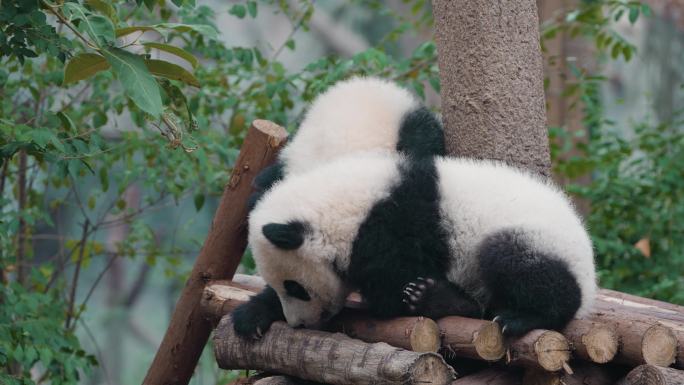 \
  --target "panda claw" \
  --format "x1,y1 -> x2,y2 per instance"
493,315 -> 502,324
501,325 -> 508,335
255,326 -> 263,339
